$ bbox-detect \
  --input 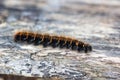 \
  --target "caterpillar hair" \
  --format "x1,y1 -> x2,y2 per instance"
14,31 -> 92,53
